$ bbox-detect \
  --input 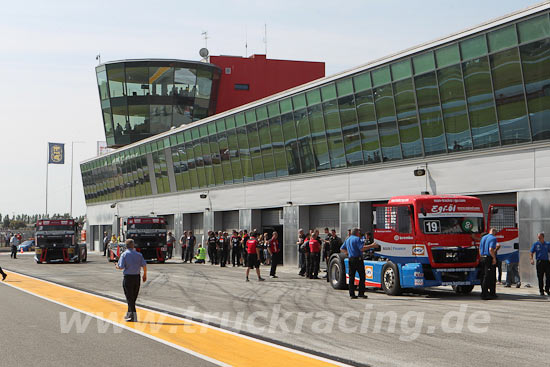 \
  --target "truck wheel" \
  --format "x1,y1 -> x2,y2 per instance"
82,252 -> 87,263
329,256 -> 347,290
381,262 -> 402,296
452,285 -> 474,294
